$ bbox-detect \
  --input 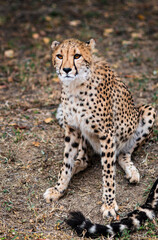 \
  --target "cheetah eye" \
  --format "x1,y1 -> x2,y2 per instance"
74,54 -> 81,59
56,54 -> 63,59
